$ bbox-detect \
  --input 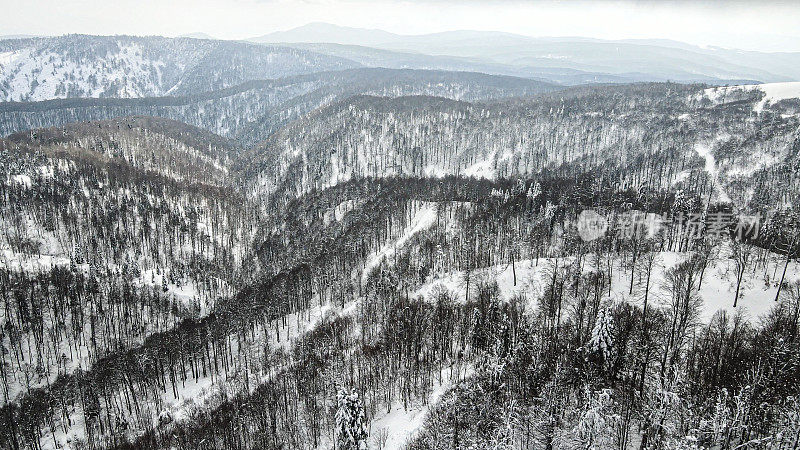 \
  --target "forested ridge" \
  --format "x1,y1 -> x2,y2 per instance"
1,76 -> 800,449
247,83 -> 800,213
0,35 -> 359,102
0,68 -> 559,147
